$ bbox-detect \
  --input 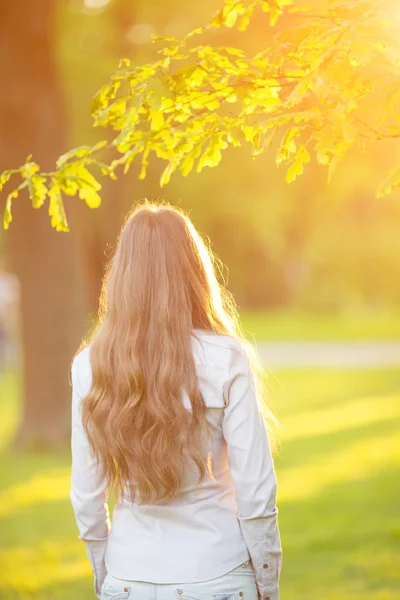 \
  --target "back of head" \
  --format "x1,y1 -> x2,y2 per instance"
78,201 -> 269,503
